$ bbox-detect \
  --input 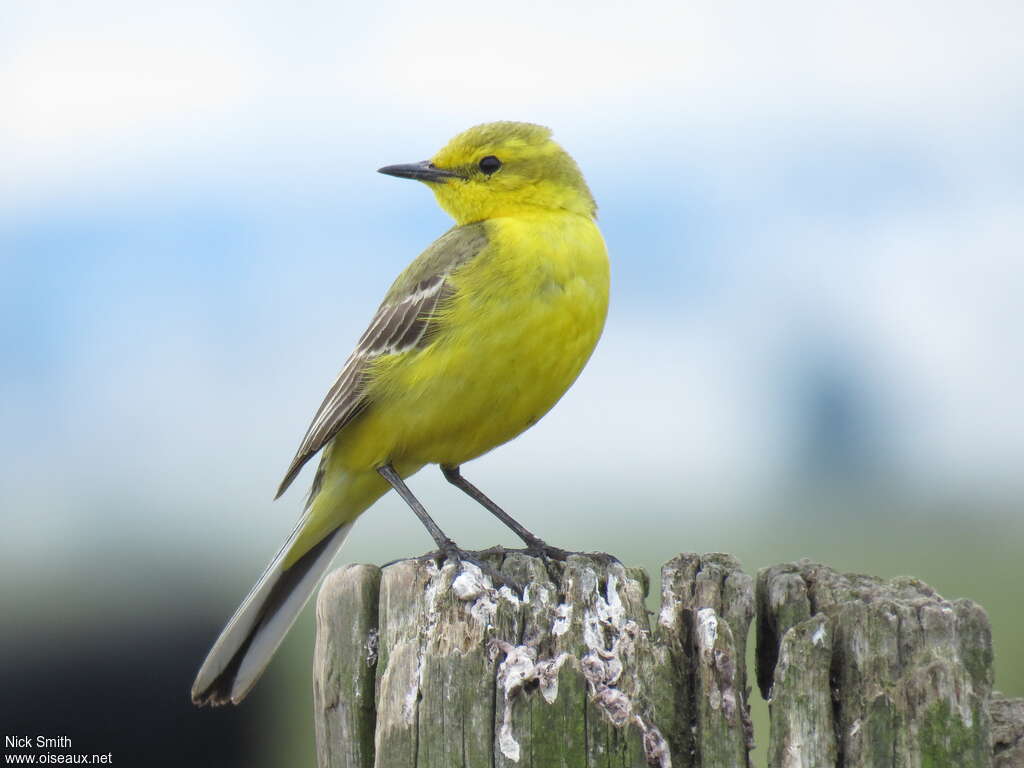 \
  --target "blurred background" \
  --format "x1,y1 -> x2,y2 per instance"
2,1 -> 1021,765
